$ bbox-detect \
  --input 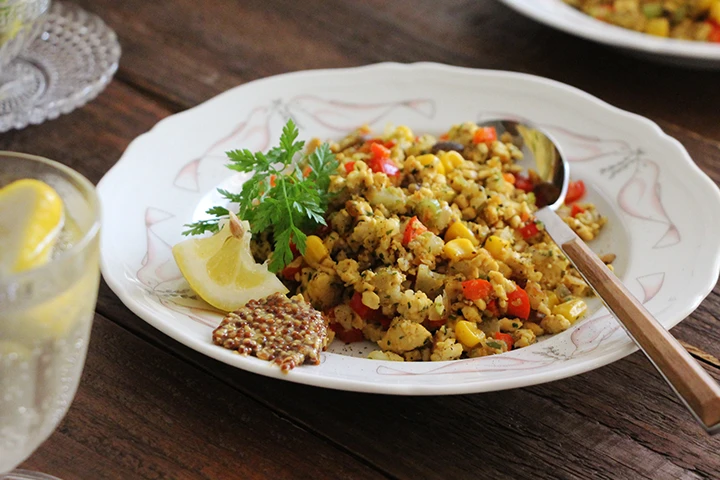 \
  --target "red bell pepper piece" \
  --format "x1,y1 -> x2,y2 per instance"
709,22 -> 720,43
370,158 -> 400,176
348,291 -> 389,327
506,286 -> 530,320
518,222 -> 540,240
281,264 -> 302,280
570,203 -> 586,217
349,291 -> 374,319
281,255 -> 303,280
472,127 -> 497,145
370,141 -> 391,159
329,323 -> 365,343
367,142 -> 400,177
486,299 -> 499,317
402,216 -> 427,246
514,175 -> 534,193
565,179 -> 586,203
362,138 -> 395,151
344,161 -> 356,174
461,279 -> 493,301
494,332 -> 514,350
